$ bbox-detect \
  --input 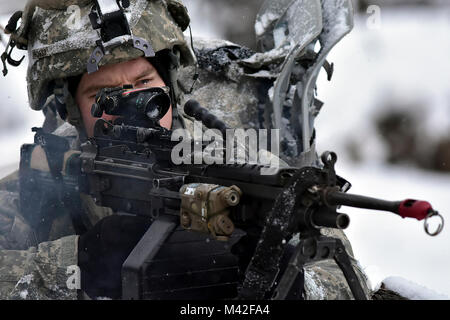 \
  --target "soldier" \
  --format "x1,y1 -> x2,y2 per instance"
0,0 -> 372,300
